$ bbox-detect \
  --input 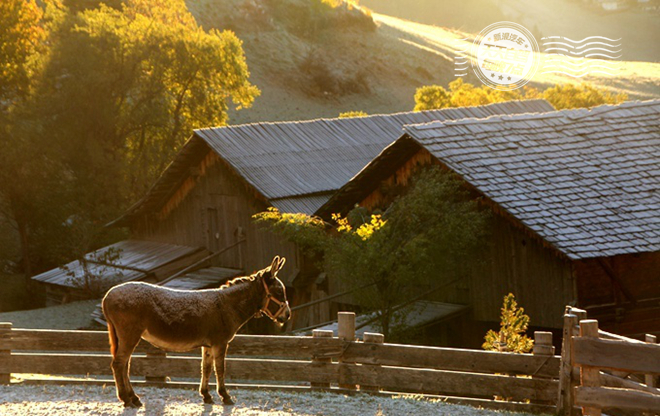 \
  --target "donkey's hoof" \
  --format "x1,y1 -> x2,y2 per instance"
131,396 -> 143,407
203,396 -> 215,405
222,397 -> 235,406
